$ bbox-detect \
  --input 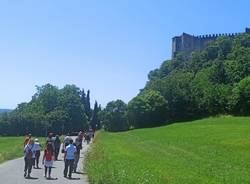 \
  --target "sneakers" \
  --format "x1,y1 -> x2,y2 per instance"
24,172 -> 27,177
